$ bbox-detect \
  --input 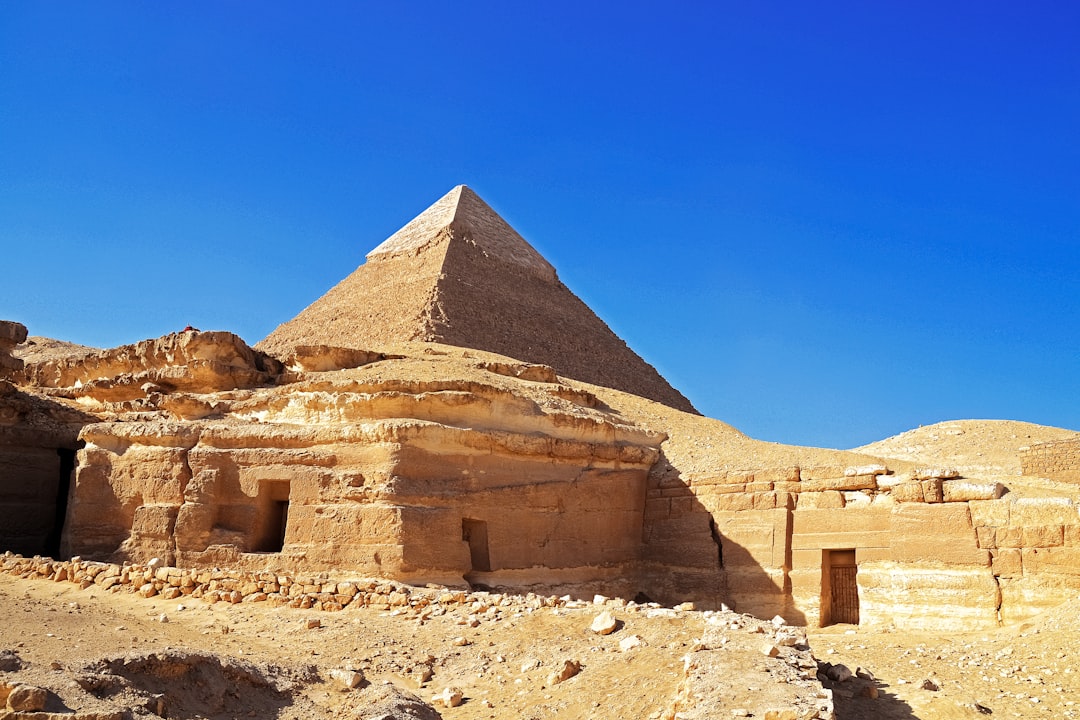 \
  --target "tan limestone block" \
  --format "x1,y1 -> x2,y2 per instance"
991,549 -> 1022,576
1021,525 -> 1064,548
791,530 -> 892,551
710,493 -> 754,512
795,491 -> 844,509
969,499 -> 1010,528
1010,498 -> 1078,527
799,475 -> 877,493
921,479 -> 944,503
752,492 -> 777,510
942,481 -> 1005,503
1021,547 -> 1080,576
791,506 -> 891,535
891,504 -> 987,566
754,466 -> 801,483
891,482 -> 925,503
995,527 -> 1023,548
